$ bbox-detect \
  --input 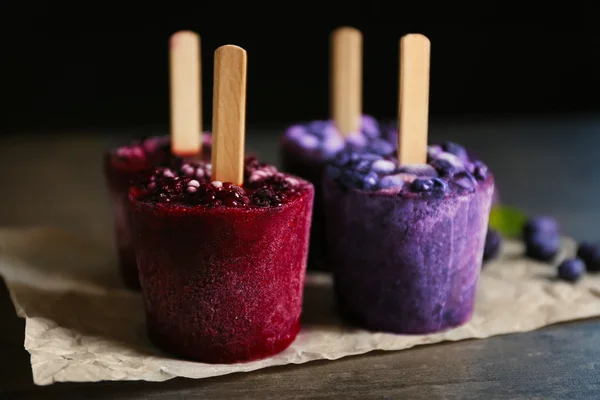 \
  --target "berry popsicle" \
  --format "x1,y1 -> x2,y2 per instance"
104,134 -> 210,288
323,34 -> 494,334
103,31 -> 205,289
280,27 -> 395,271
129,45 -> 314,363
